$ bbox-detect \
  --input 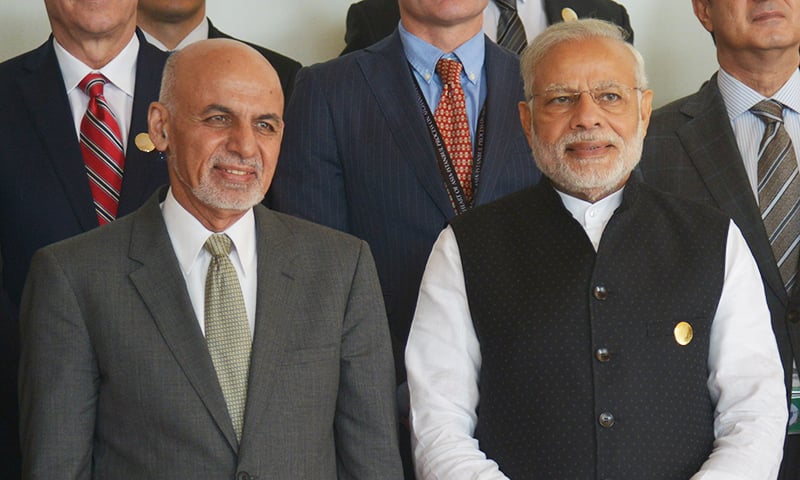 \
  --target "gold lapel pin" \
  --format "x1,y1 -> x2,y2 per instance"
673,321 -> 694,346
561,7 -> 579,22
135,132 -> 155,153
